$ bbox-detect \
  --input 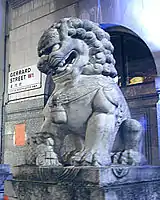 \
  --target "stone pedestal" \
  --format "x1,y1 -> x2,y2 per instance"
5,165 -> 160,200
